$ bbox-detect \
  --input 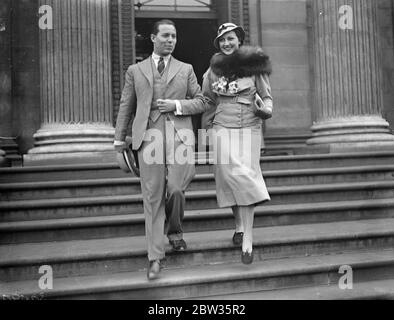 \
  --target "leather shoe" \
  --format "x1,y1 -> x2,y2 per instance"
147,260 -> 161,280
241,251 -> 254,265
169,239 -> 187,251
232,232 -> 244,246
